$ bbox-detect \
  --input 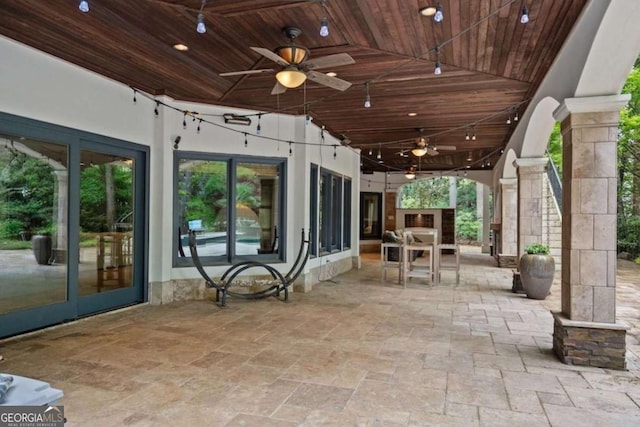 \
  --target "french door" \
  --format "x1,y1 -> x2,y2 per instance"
0,113 -> 148,337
